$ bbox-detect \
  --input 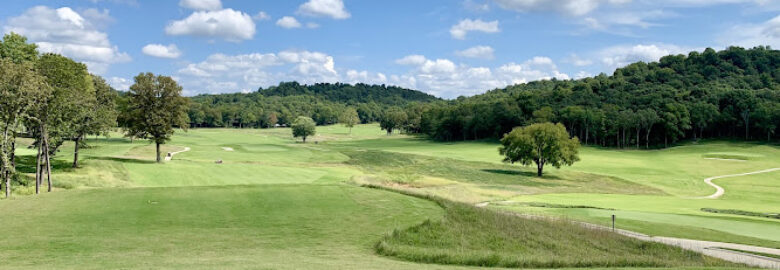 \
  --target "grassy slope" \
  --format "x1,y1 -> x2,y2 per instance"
375,192 -> 733,268
329,132 -> 780,247
4,124 -> 774,268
